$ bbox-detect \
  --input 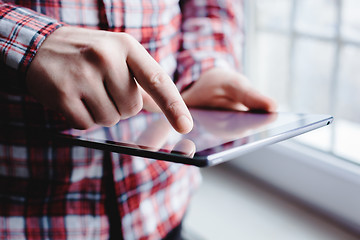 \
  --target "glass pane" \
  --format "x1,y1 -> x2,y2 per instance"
253,32 -> 290,110
336,45 -> 360,123
292,37 -> 334,114
341,0 -> 360,41
256,0 -> 291,31
295,0 -> 337,37
250,0 -> 360,164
